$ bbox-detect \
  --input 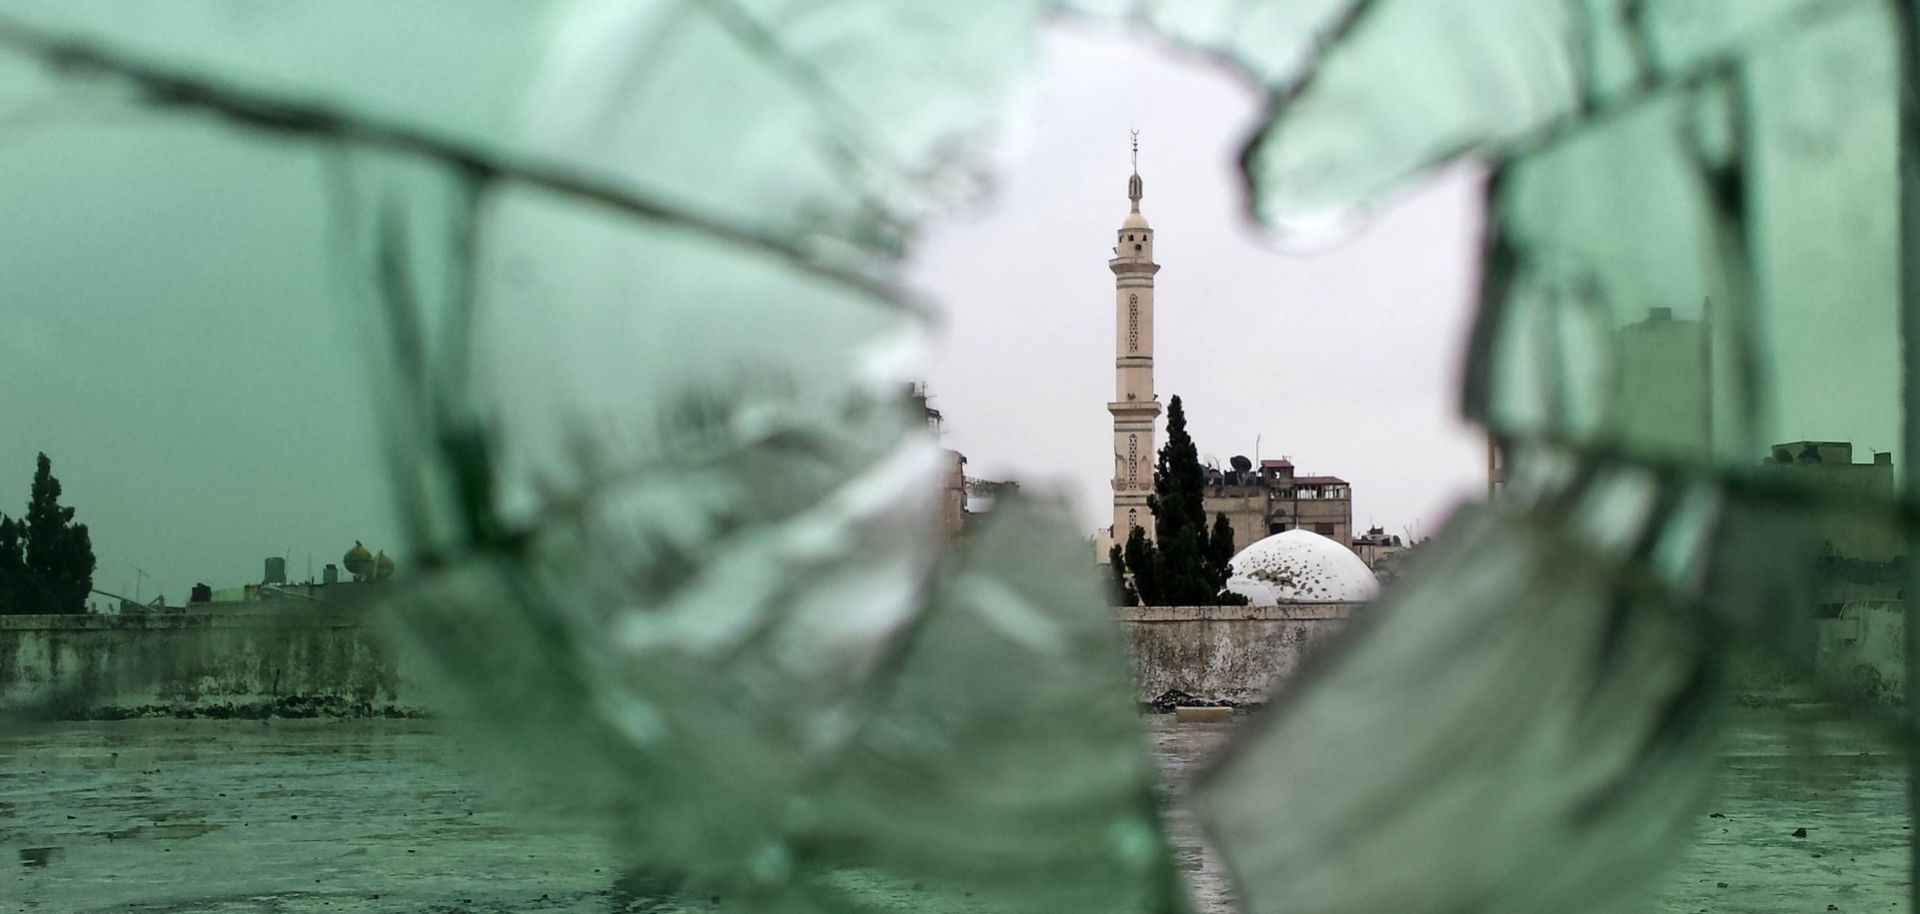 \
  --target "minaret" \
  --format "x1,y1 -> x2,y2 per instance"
1107,133 -> 1161,550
